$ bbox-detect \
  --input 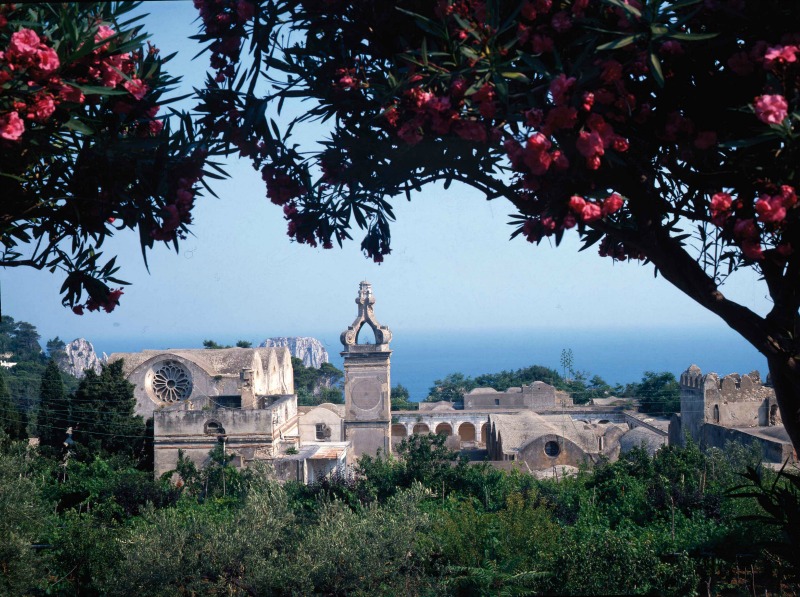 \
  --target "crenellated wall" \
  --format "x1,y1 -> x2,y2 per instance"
670,364 -> 792,462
